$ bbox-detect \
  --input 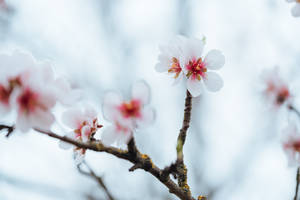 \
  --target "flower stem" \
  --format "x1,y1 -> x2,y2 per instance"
295,167 -> 300,200
176,90 -> 192,194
